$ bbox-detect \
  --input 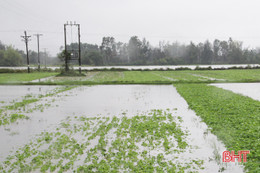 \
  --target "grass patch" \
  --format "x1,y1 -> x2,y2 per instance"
56,71 -> 86,77
0,72 -> 58,84
123,71 -> 170,82
1,69 -> 260,85
174,84 -> 260,172
90,71 -> 124,82
191,69 -> 260,81
152,71 -> 206,82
